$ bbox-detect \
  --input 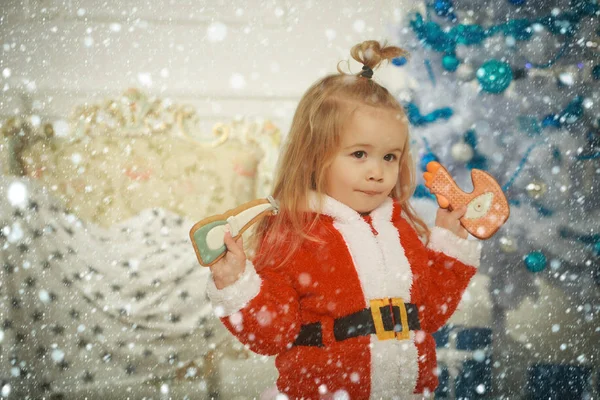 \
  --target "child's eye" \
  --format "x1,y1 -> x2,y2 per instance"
384,154 -> 397,162
352,151 -> 366,159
